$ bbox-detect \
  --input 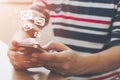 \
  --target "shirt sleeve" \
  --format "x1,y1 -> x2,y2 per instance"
105,1 -> 120,48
